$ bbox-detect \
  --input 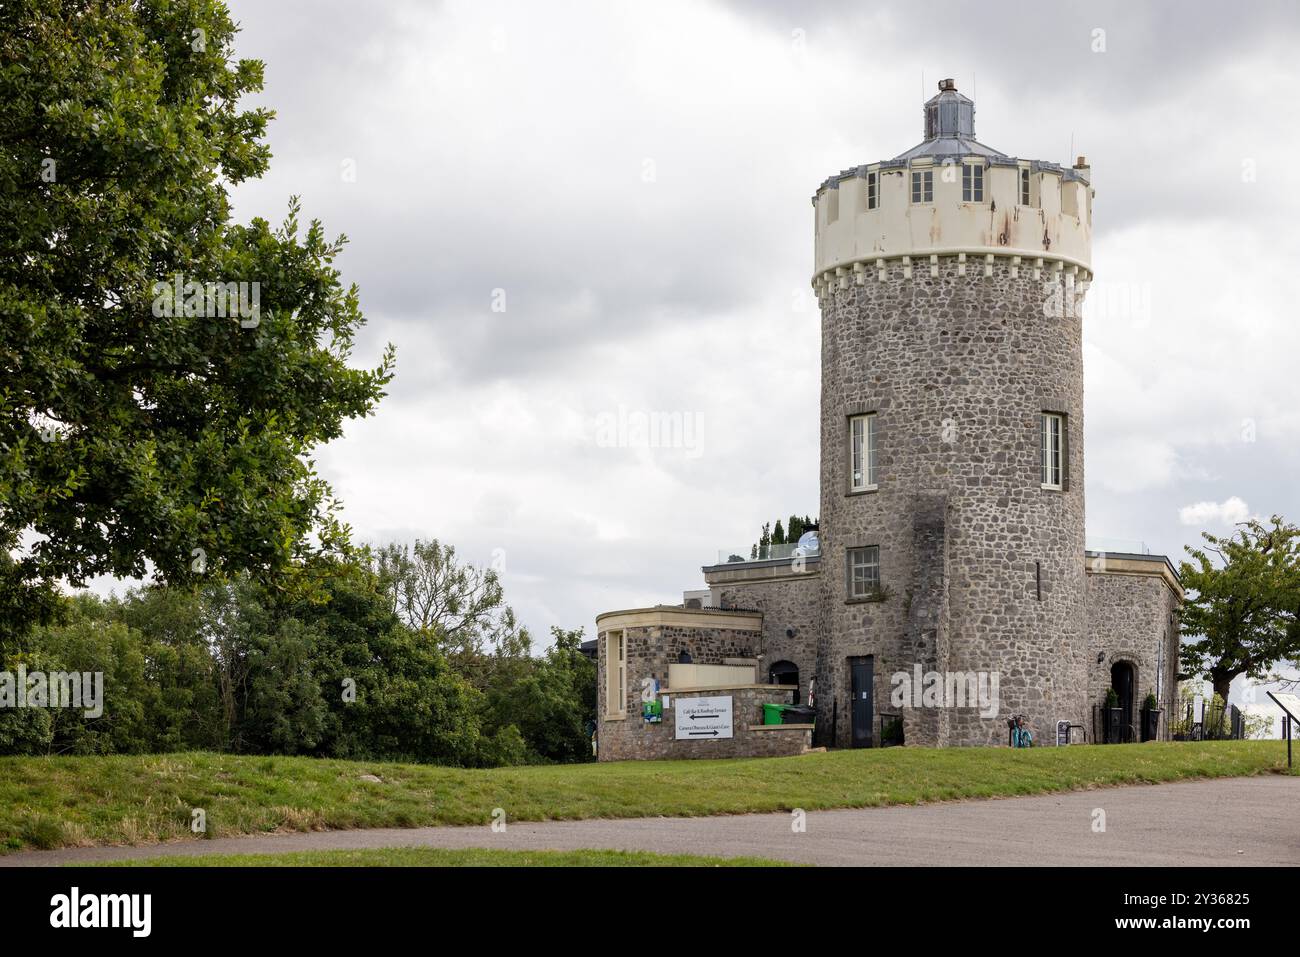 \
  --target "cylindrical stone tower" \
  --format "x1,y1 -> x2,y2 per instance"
812,79 -> 1093,747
